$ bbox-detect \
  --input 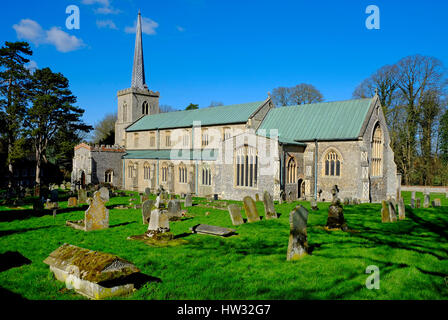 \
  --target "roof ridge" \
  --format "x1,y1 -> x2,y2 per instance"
277,97 -> 373,109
